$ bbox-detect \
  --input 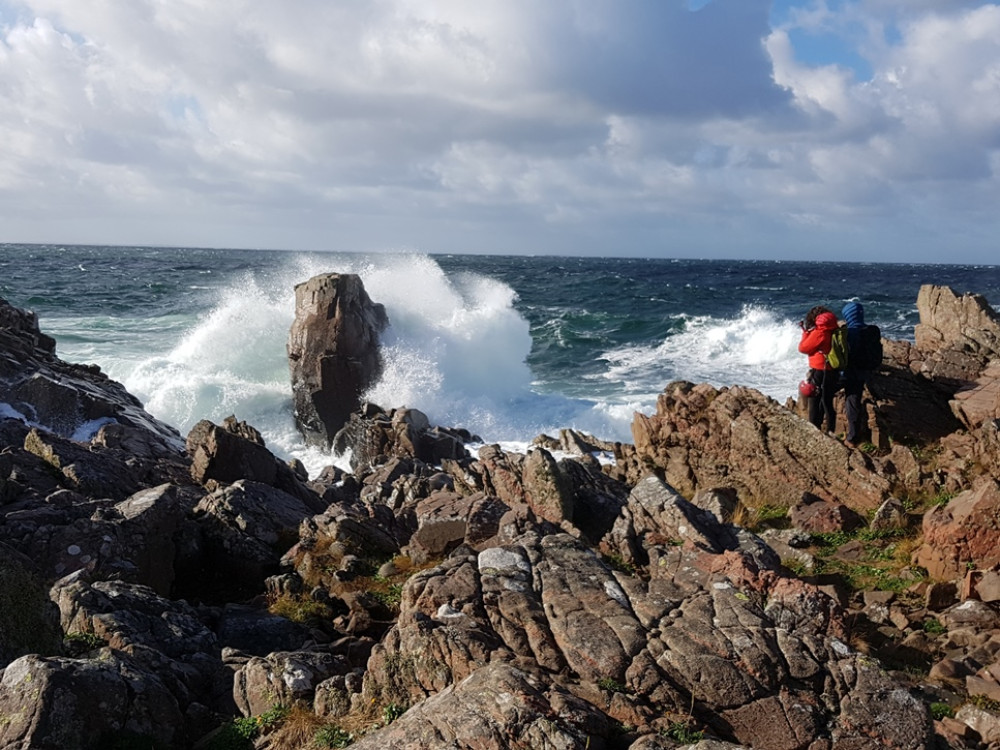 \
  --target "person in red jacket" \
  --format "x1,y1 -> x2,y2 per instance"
798,305 -> 839,432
